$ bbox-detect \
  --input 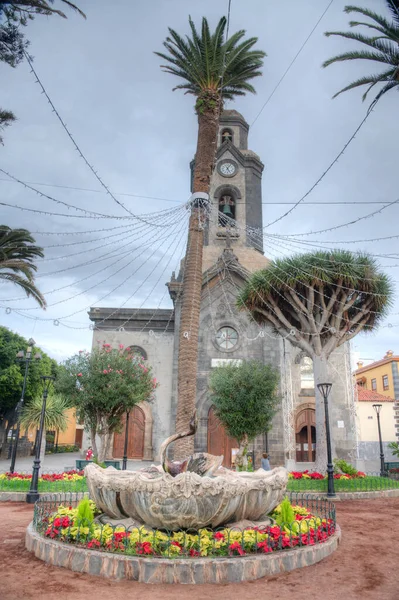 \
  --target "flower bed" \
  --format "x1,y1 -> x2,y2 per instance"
287,470 -> 399,492
36,496 -> 335,559
0,471 -> 87,493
